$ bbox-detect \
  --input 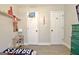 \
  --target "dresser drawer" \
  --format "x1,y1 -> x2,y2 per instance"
71,39 -> 79,46
72,24 -> 79,32
72,31 -> 79,37
72,24 -> 79,28
71,36 -> 79,40
71,42 -> 79,48
71,47 -> 79,55
72,28 -> 79,32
